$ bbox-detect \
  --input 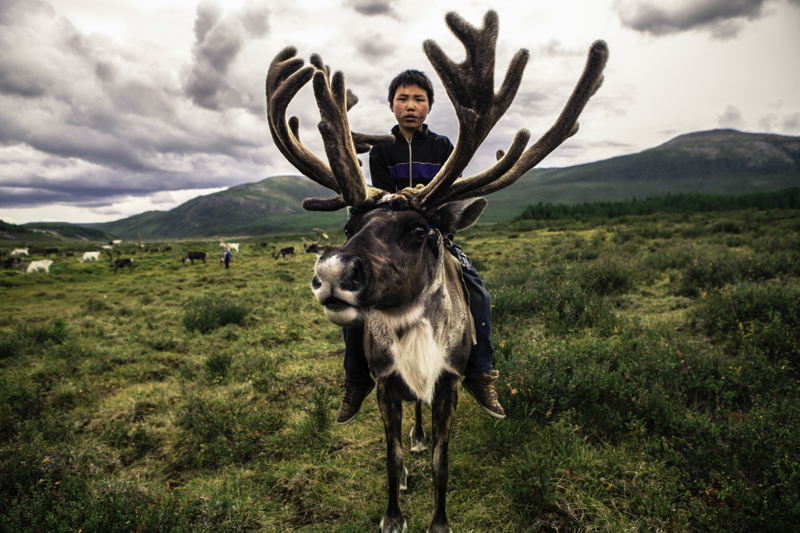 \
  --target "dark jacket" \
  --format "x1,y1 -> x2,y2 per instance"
368,124 -> 454,193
